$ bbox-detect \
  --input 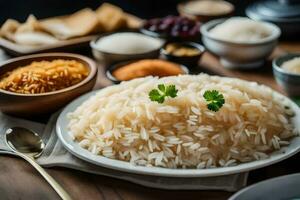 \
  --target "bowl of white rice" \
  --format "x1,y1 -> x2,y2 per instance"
90,32 -> 165,65
273,53 -> 300,97
201,17 -> 281,69
58,74 -> 300,177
